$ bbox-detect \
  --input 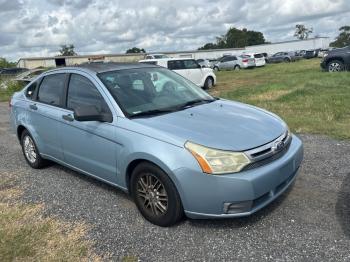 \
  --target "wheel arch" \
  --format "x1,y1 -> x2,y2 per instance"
17,125 -> 27,141
123,154 -> 183,198
326,57 -> 345,65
